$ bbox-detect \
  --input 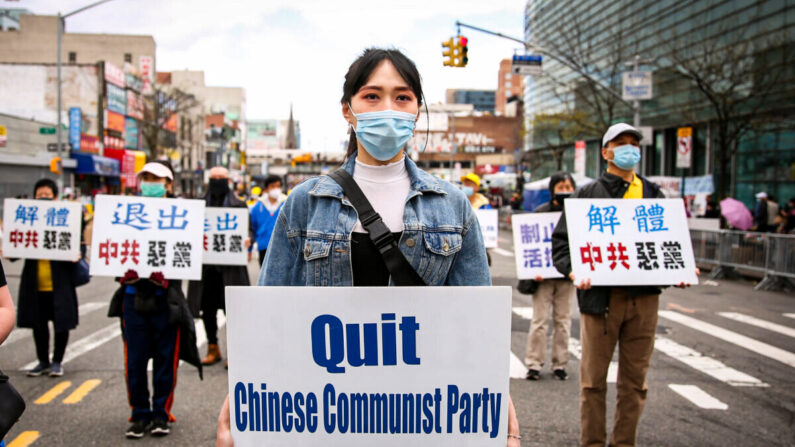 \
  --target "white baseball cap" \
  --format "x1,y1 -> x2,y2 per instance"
755,192 -> 768,199
602,123 -> 643,147
137,162 -> 173,181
